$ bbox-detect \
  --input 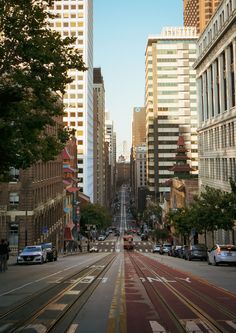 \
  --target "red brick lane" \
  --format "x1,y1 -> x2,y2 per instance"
124,252 -> 236,333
